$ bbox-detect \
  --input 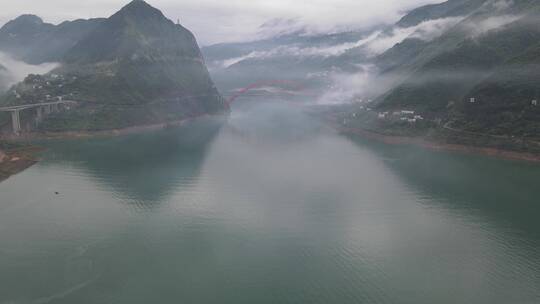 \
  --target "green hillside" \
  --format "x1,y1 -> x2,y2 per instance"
0,0 -> 225,132
458,43 -> 540,136
379,16 -> 540,113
